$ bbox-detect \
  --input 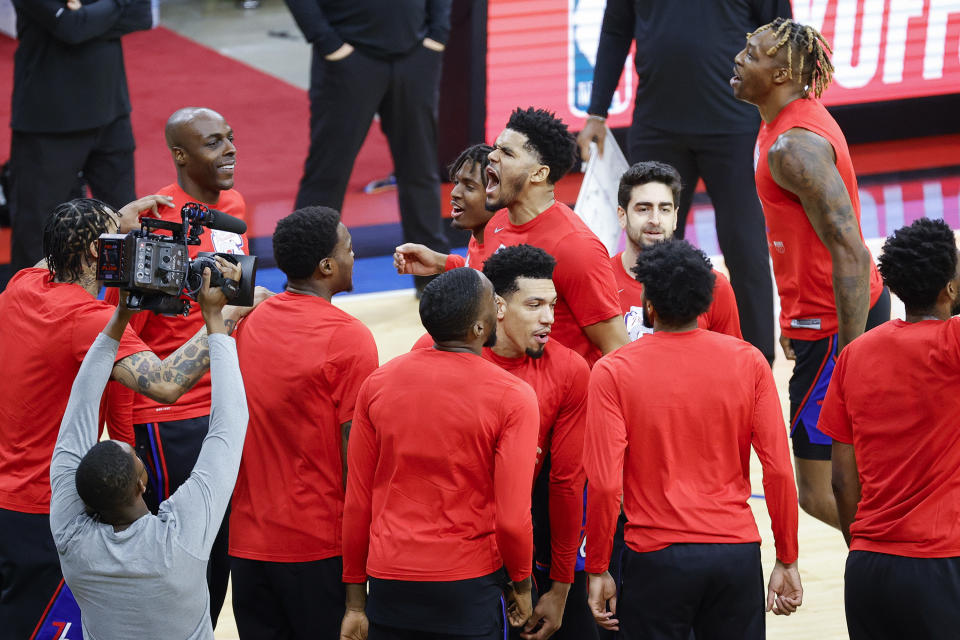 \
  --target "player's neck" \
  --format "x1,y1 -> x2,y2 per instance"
621,242 -> 641,275
905,307 -> 950,323
507,189 -> 555,226
490,334 -> 525,360
472,224 -> 487,245
106,501 -> 150,532
286,279 -> 335,302
177,175 -> 221,206
758,90 -> 805,124
433,340 -> 482,355
56,264 -> 100,297
653,317 -> 698,333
